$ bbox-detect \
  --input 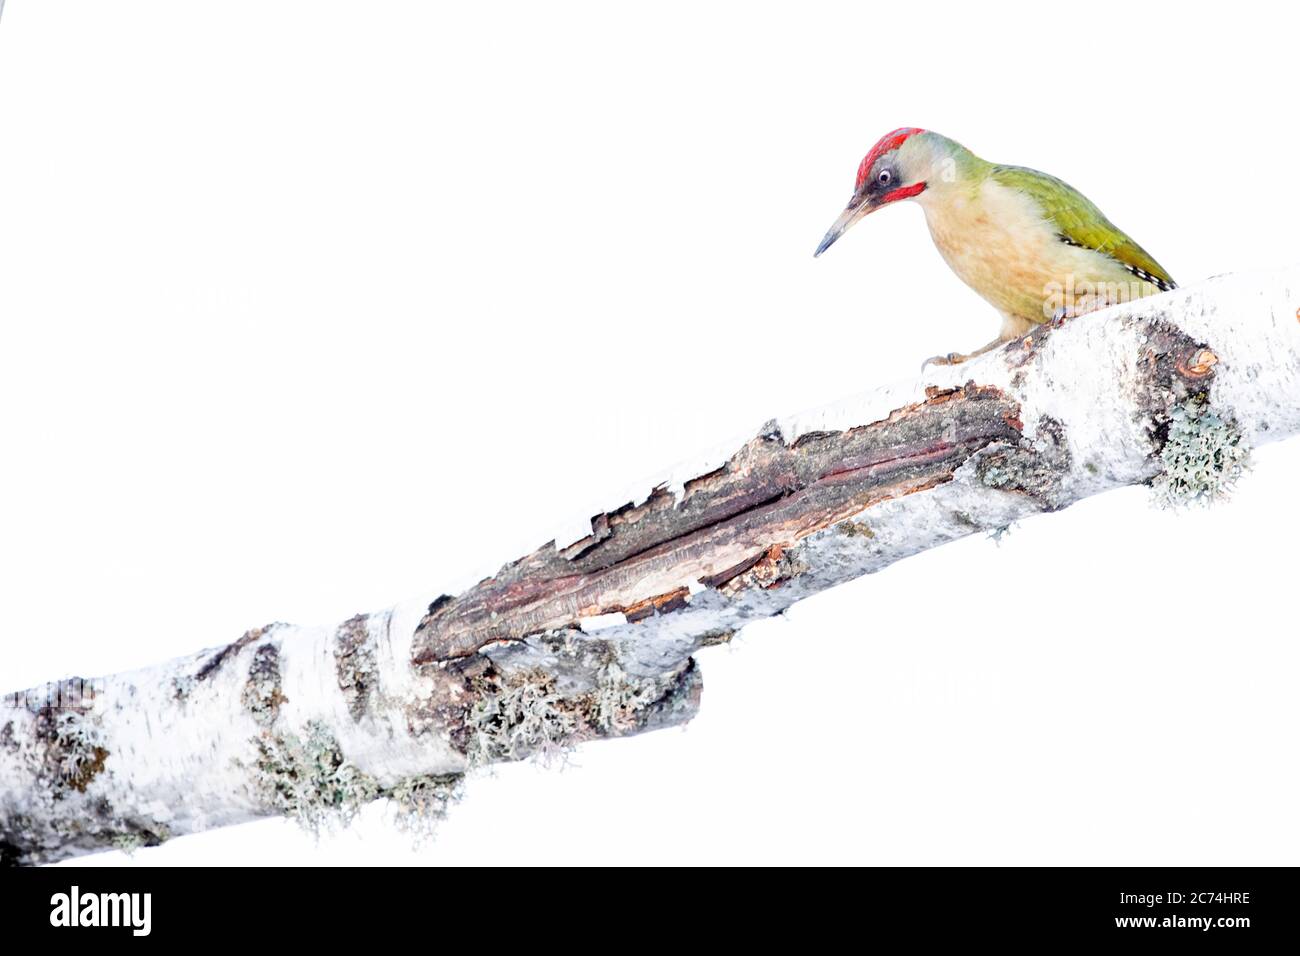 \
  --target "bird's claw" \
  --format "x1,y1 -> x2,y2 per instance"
921,351 -> 967,371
